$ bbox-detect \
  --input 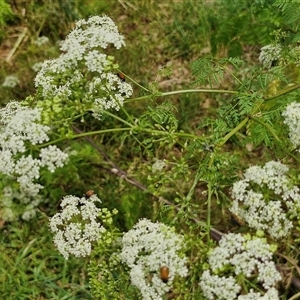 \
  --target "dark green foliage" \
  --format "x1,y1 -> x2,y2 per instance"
275,0 -> 300,27
145,102 -> 178,132
164,0 -> 210,59
0,0 -> 13,41
191,57 -> 243,87
88,235 -> 139,300
274,0 -> 300,44
206,1 -> 282,56
137,102 -> 179,153
0,0 -> 12,26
